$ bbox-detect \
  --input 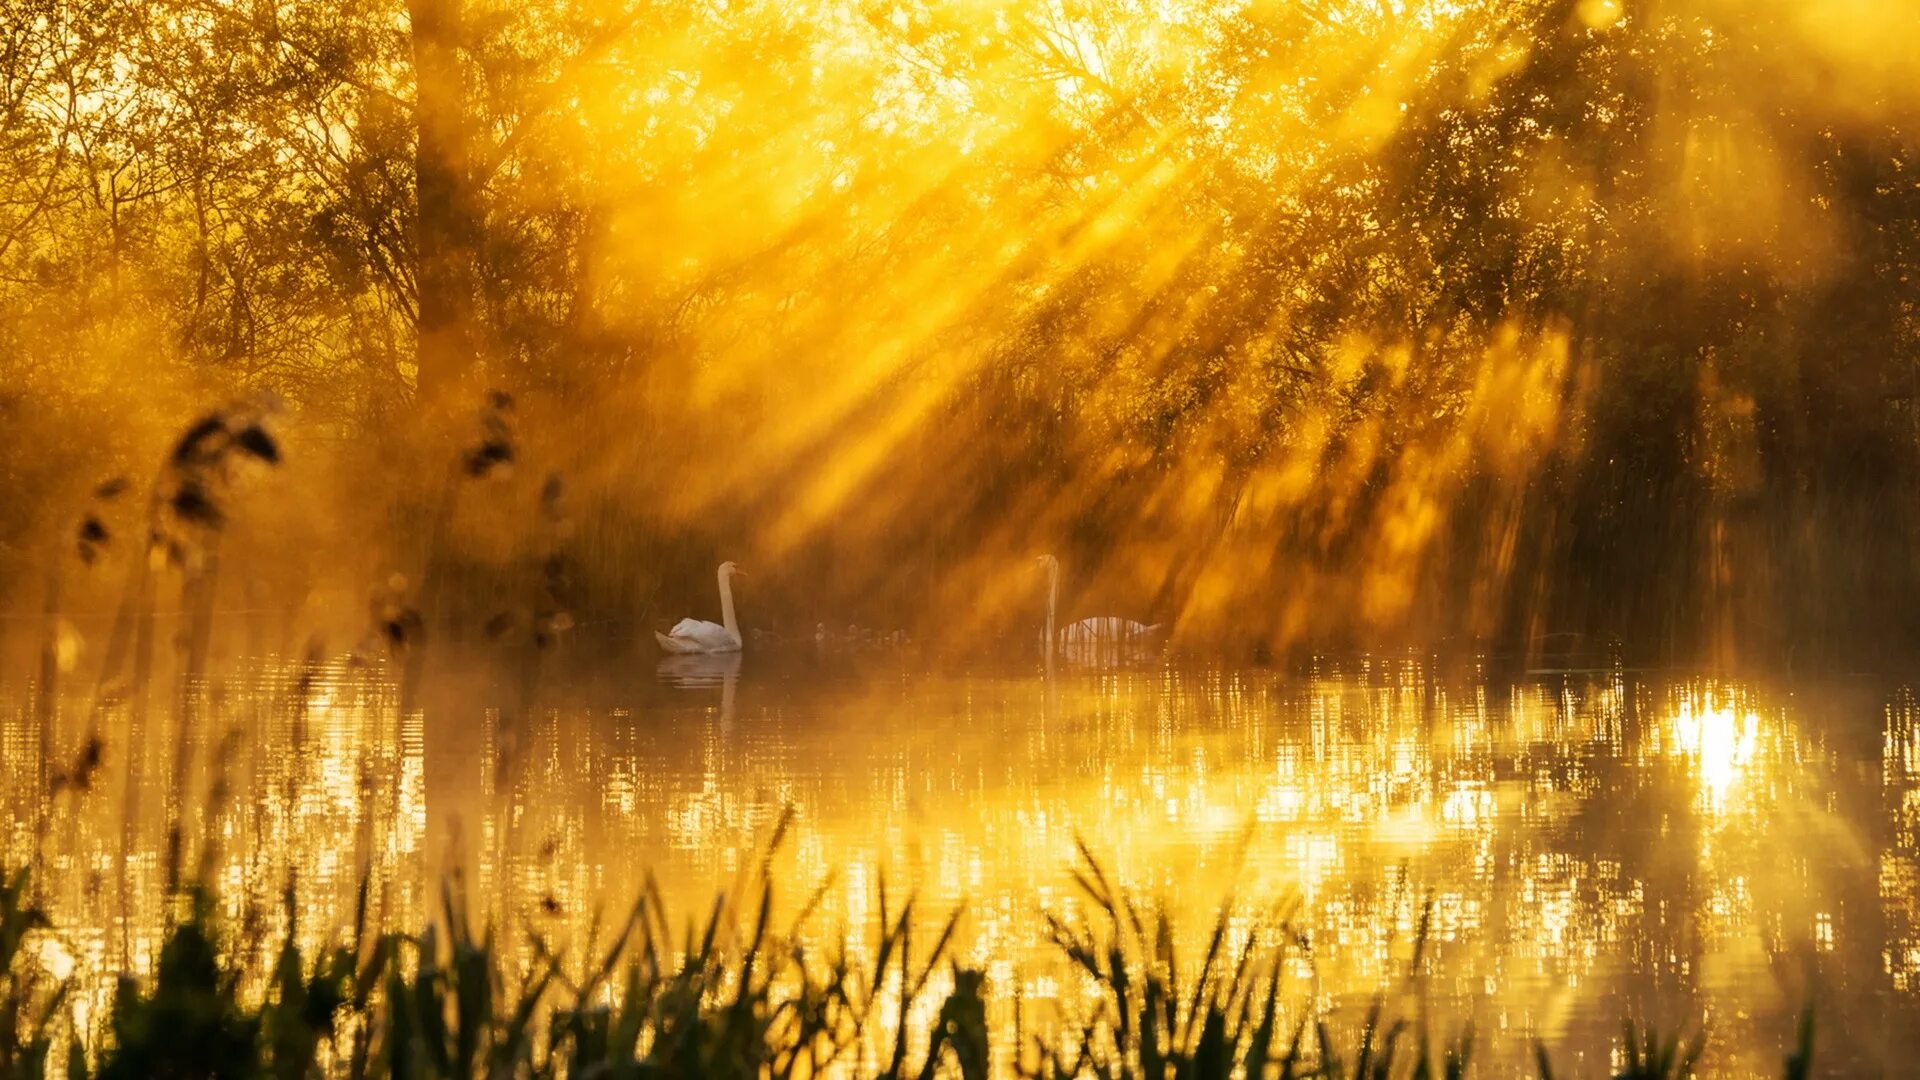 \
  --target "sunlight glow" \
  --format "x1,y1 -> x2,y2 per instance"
1671,699 -> 1761,813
